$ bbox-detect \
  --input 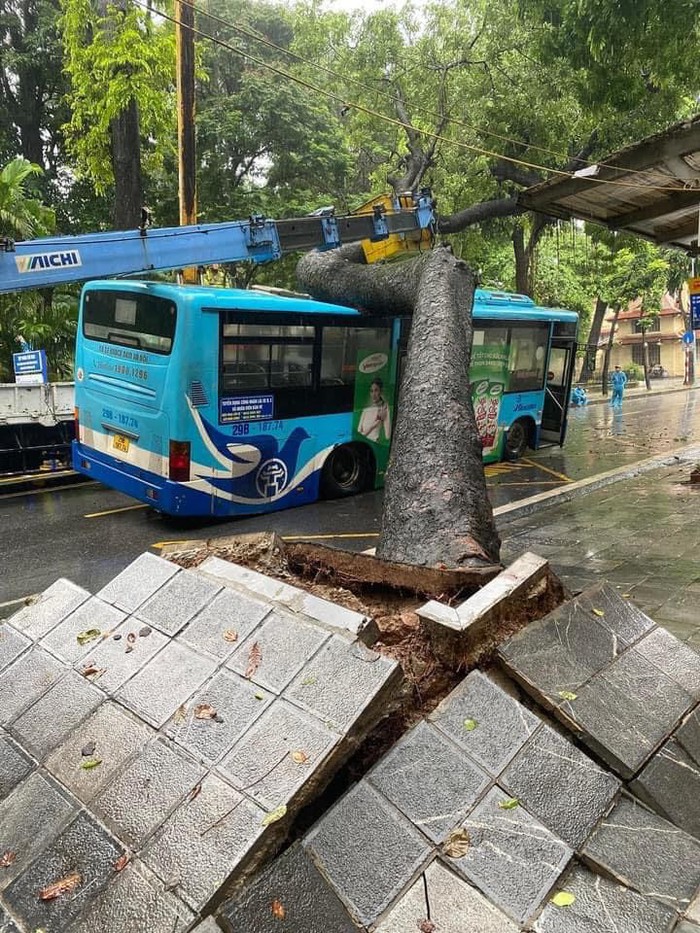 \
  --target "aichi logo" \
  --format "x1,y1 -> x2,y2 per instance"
16,250 -> 82,274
